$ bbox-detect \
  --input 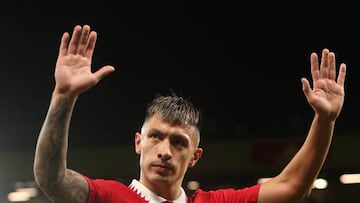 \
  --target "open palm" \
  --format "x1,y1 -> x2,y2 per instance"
54,25 -> 114,97
301,49 -> 346,121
